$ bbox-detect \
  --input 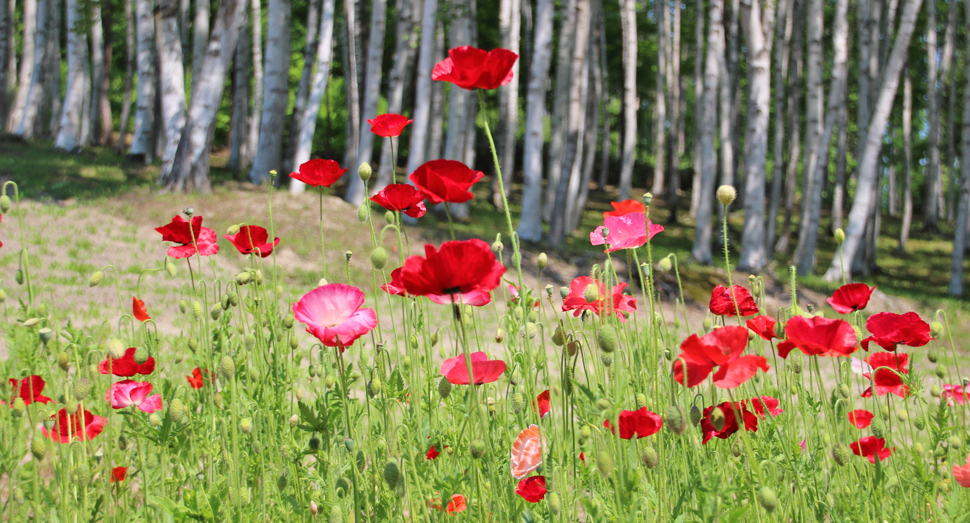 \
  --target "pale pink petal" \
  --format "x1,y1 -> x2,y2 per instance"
137,394 -> 163,414
440,352 -> 488,378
